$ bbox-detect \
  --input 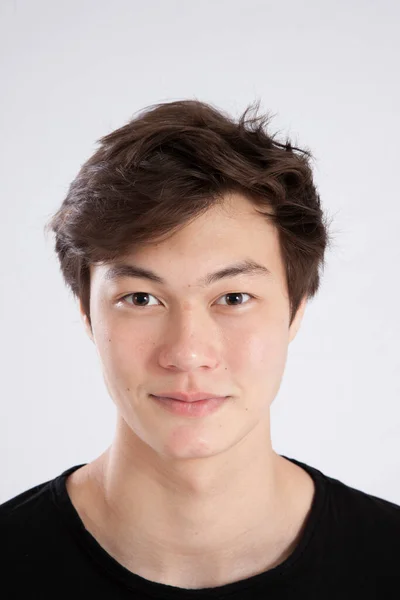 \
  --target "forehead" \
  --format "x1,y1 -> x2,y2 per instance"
137,193 -> 278,253
91,192 -> 283,284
